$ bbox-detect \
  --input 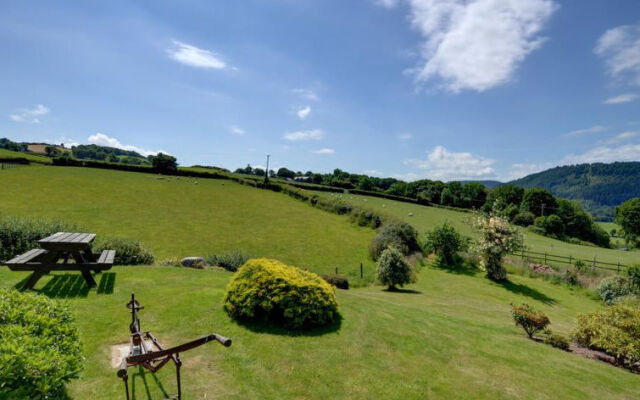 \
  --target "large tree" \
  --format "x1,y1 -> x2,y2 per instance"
615,198 -> 640,247
521,188 -> 558,217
